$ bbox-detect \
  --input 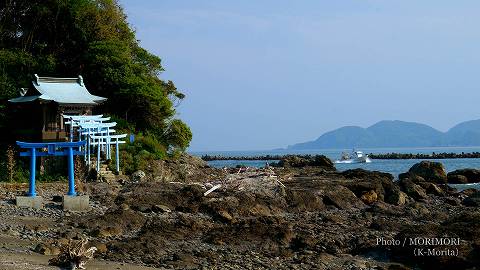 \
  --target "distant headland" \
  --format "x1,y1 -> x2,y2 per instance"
288,120 -> 480,149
